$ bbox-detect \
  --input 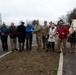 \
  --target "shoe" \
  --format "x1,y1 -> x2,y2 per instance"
71,51 -> 75,53
19,49 -> 21,52
14,48 -> 18,51
12,49 -> 14,52
45,49 -> 48,52
42,47 -> 45,49
3,49 -> 6,51
22,48 -> 24,51
58,51 -> 61,53
6,49 -> 8,51
26,49 -> 28,51
37,47 -> 39,51
63,53 -> 66,55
